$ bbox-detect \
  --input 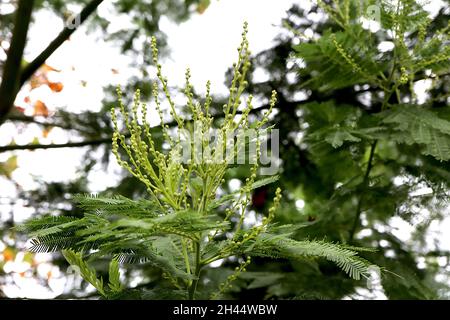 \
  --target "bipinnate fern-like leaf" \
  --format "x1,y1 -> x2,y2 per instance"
16,216 -> 79,234
381,105 -> 450,161
62,251 -> 124,298
29,234 -> 79,252
73,194 -> 162,217
240,233 -> 373,280
24,195 -> 374,283
24,195 -> 225,280
294,27 -> 381,92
